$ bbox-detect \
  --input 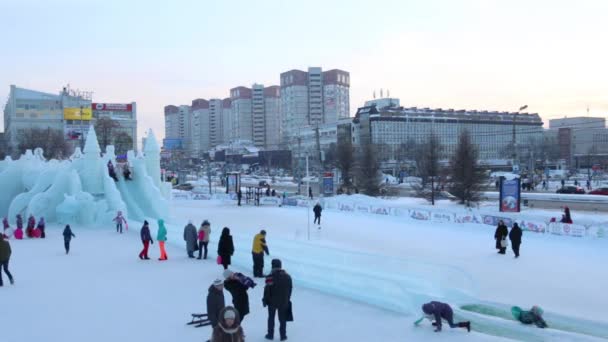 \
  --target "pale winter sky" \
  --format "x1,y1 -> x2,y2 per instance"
1,0 -> 607,143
